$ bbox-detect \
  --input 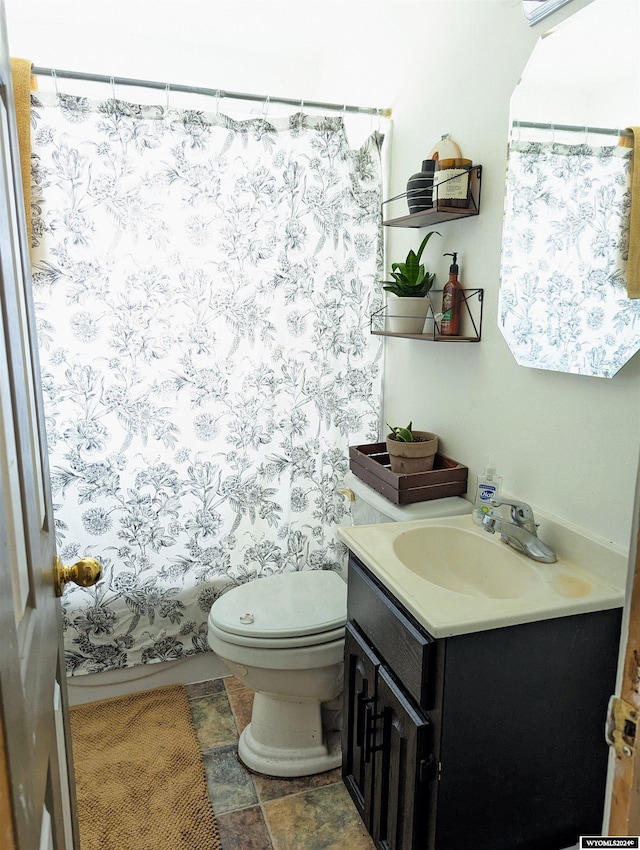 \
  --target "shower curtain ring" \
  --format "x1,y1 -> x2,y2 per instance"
110,76 -> 116,101
51,68 -> 59,97
165,82 -> 171,111
262,95 -> 270,118
215,90 -> 221,115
